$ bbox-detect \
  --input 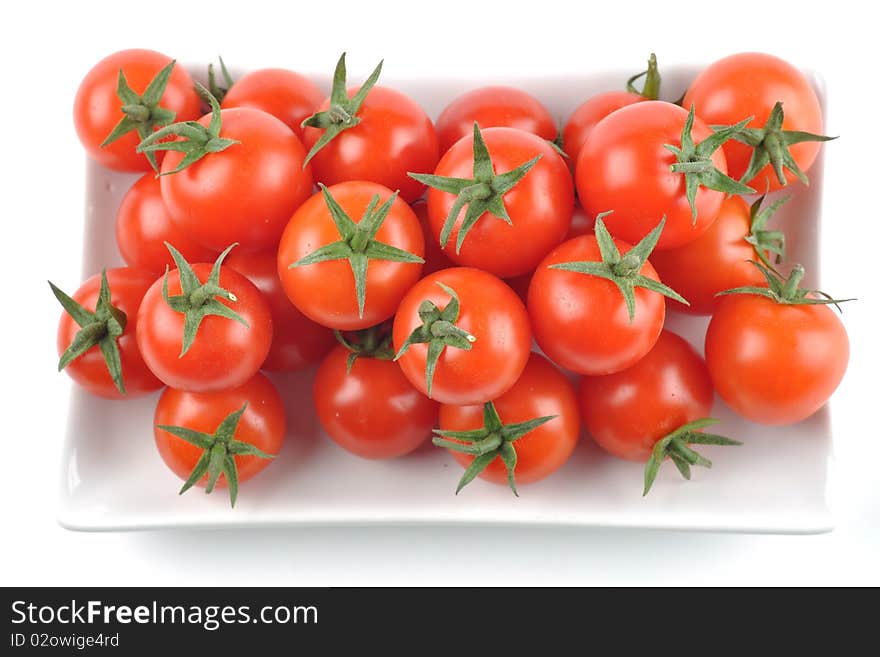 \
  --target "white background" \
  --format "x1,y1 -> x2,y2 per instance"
2,0 -> 878,585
